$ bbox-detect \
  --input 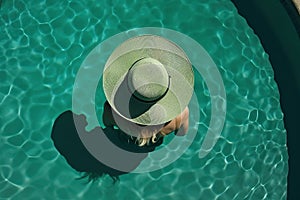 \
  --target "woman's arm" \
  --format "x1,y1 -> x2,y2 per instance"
174,107 -> 189,136
160,107 -> 189,136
